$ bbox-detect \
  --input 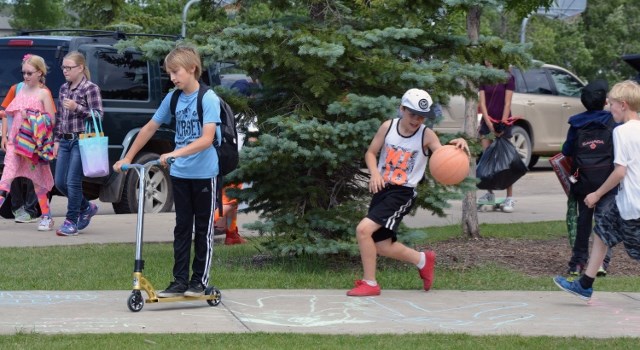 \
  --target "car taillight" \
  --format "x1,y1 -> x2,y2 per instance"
8,40 -> 34,46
